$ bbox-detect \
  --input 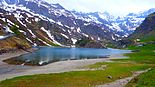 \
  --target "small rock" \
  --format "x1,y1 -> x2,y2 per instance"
148,68 -> 152,71
127,79 -> 130,81
101,65 -> 107,68
107,75 -> 112,79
